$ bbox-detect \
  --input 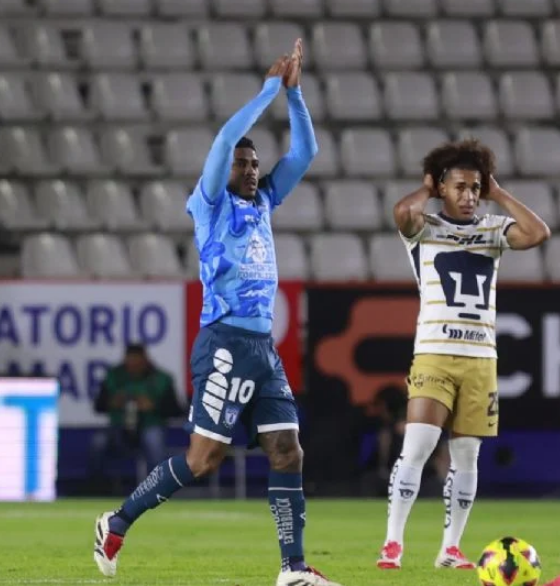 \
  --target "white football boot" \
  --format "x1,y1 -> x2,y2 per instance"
94,511 -> 125,577
276,566 -> 344,586
435,546 -> 476,569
